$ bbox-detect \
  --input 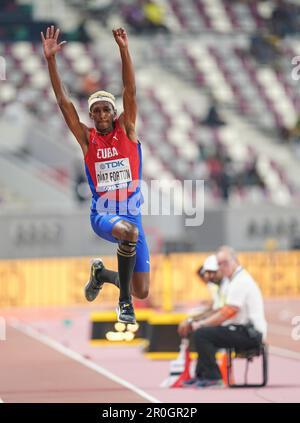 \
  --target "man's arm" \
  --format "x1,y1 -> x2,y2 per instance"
178,307 -> 213,337
41,26 -> 89,154
178,306 -> 229,337
191,305 -> 239,330
112,28 -> 137,143
179,305 -> 239,337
